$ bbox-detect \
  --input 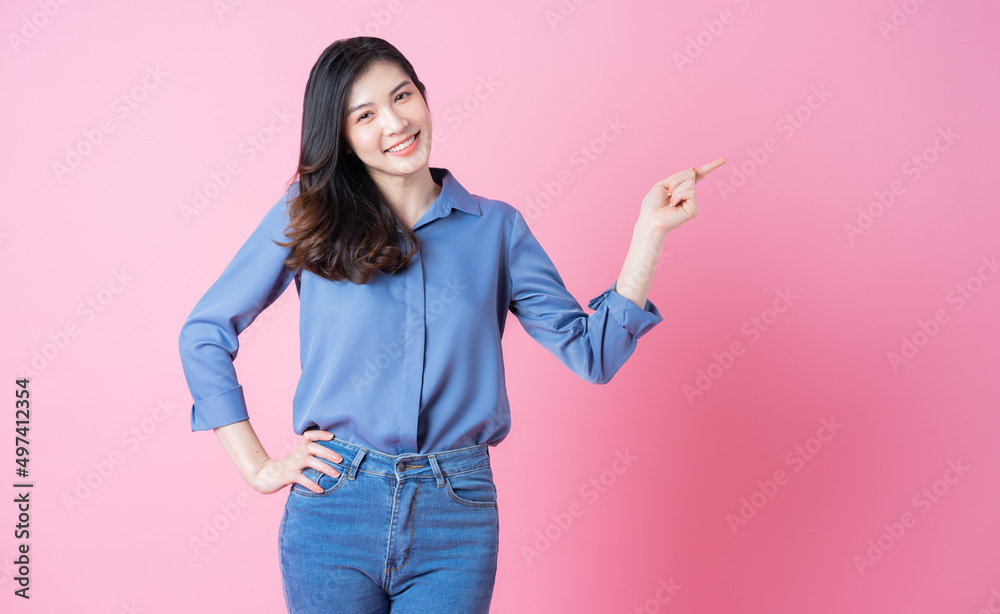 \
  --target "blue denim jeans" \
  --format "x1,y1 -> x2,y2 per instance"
278,437 -> 500,613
